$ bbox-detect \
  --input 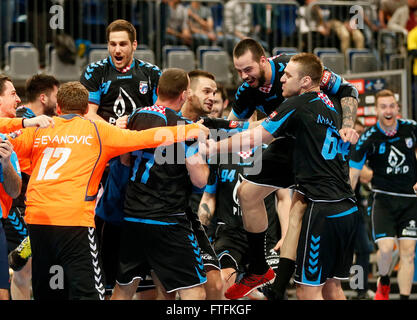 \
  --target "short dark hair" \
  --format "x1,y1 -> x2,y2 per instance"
57,81 -> 89,114
290,53 -> 323,84
157,68 -> 189,100
25,74 -> 60,102
188,70 -> 215,90
233,38 -> 266,63
216,82 -> 227,102
0,75 -> 12,96
106,19 -> 137,43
